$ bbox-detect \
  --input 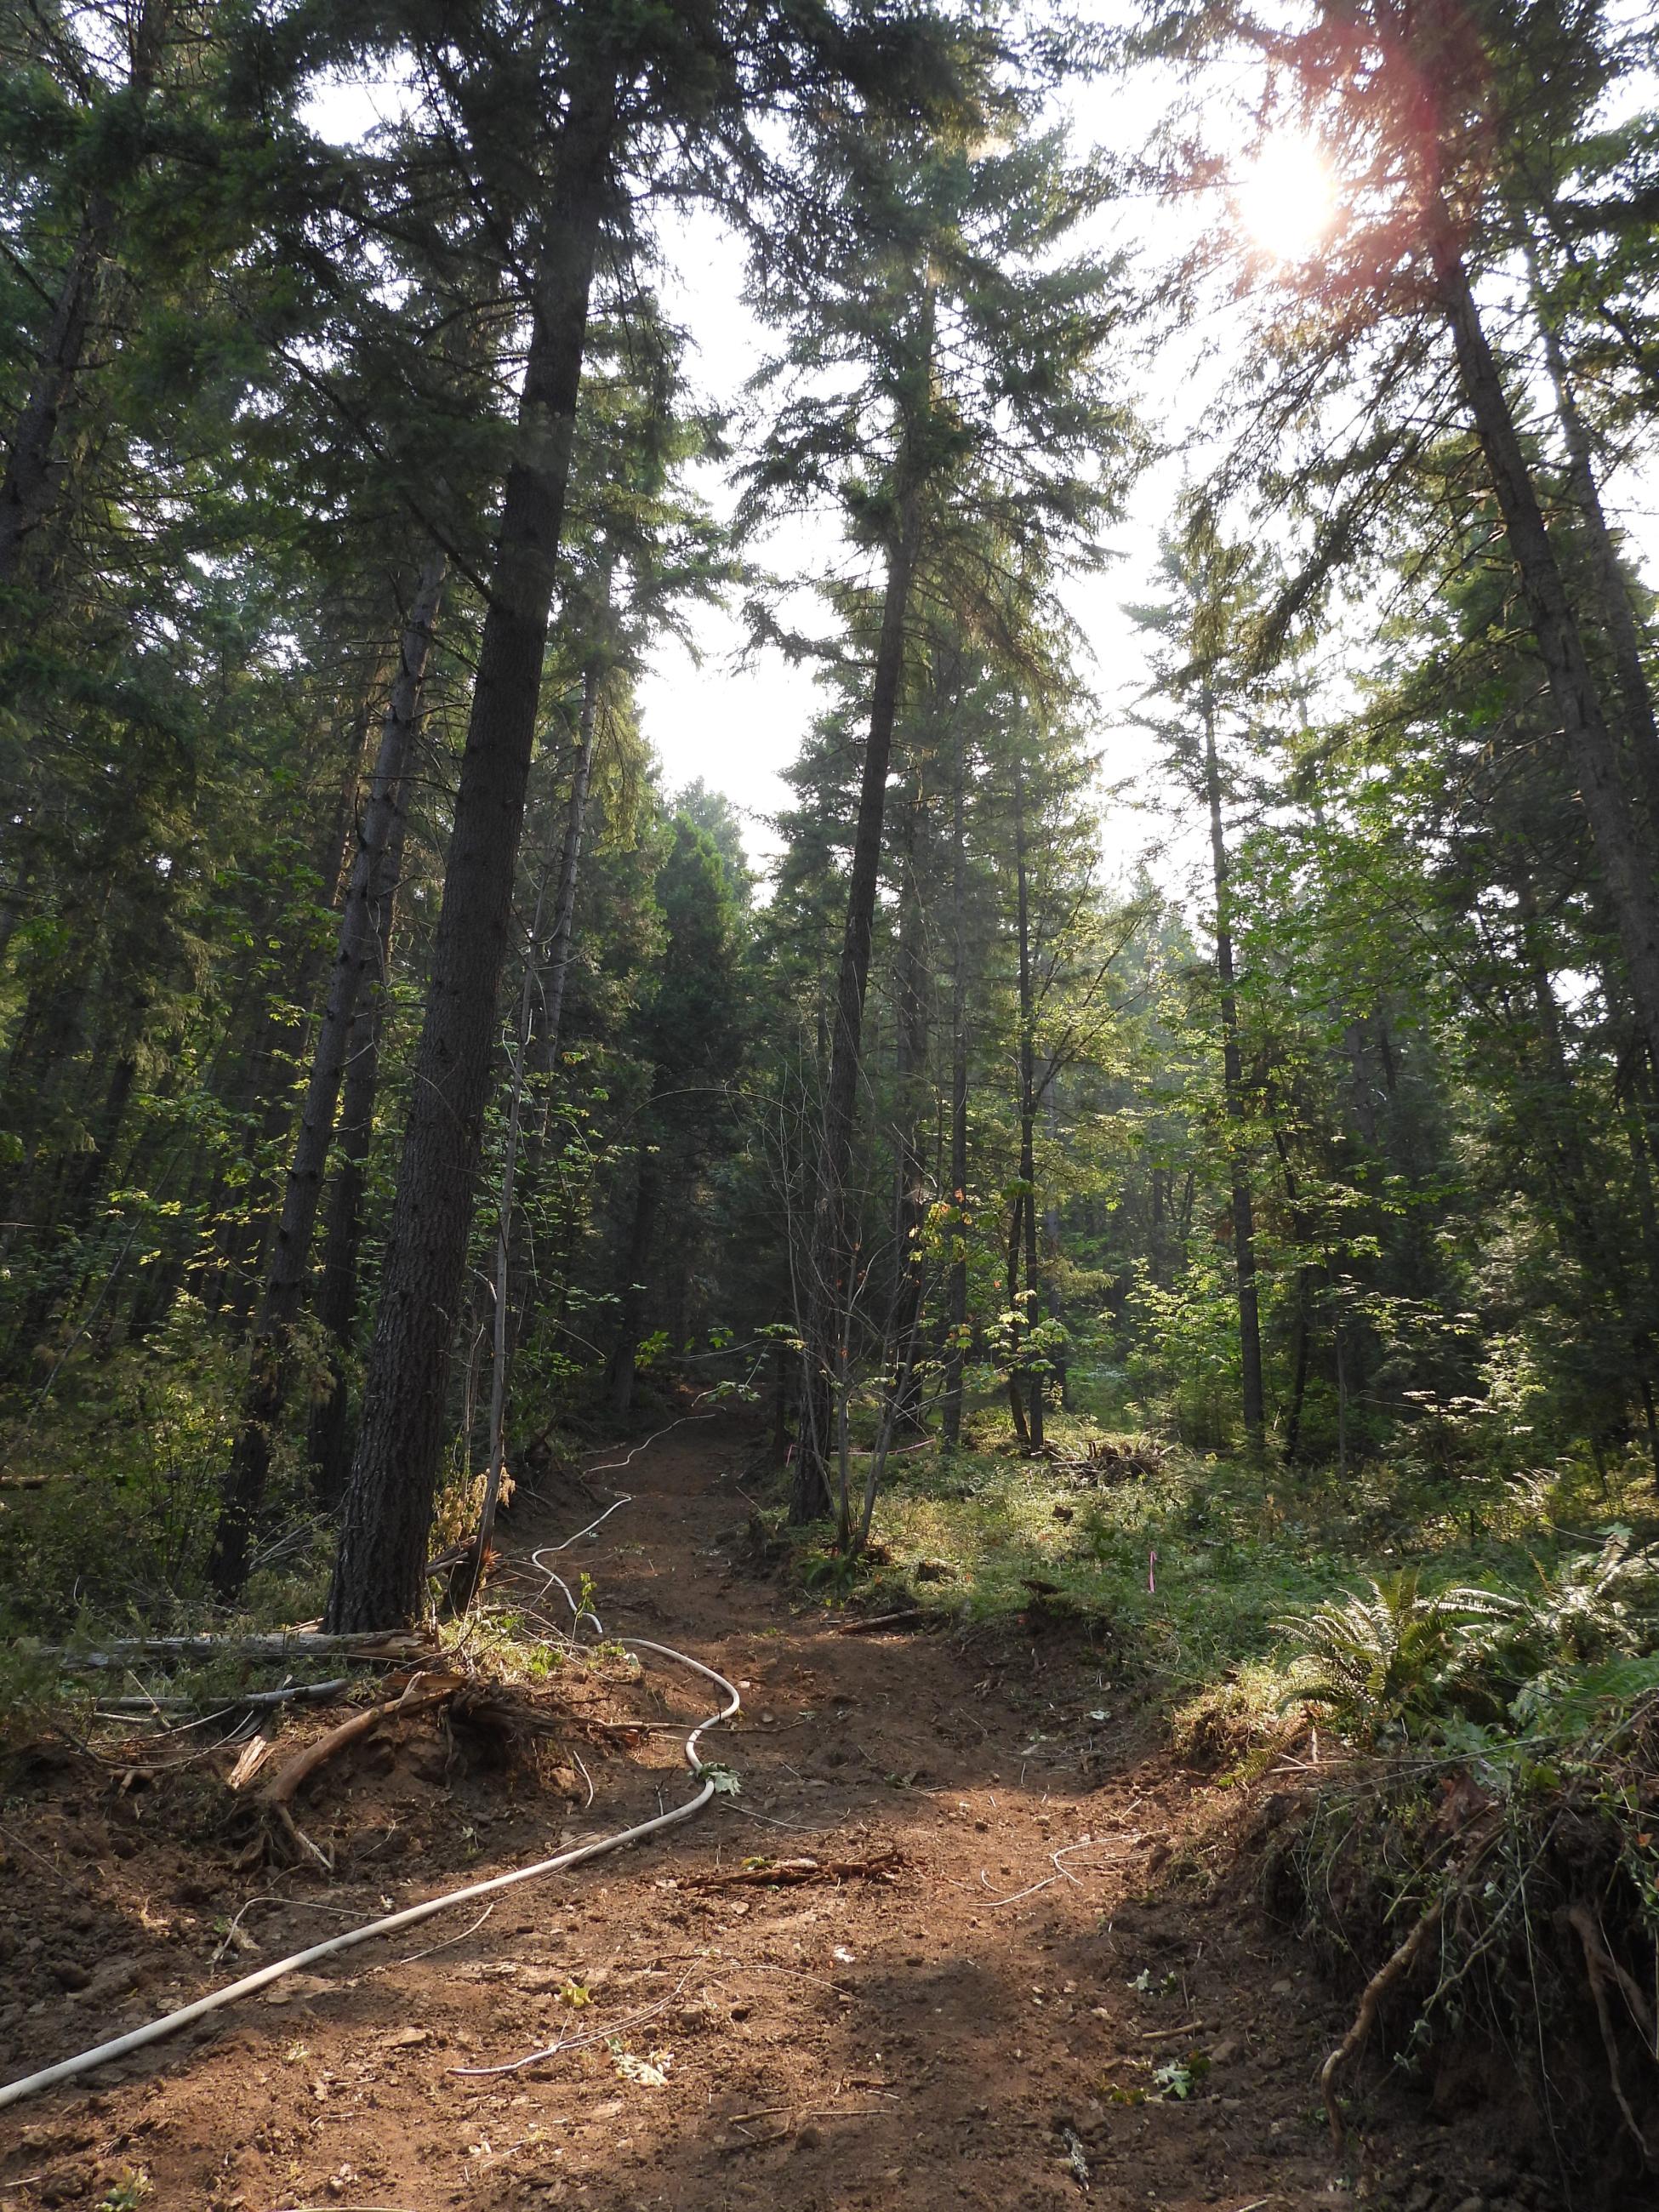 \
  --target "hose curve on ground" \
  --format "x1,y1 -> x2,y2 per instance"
0,1633 -> 739,2111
